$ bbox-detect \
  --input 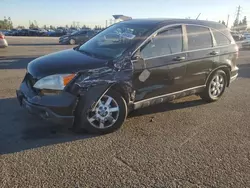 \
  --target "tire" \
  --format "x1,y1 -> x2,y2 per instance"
74,89 -> 127,134
69,39 -> 76,45
200,70 -> 227,102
